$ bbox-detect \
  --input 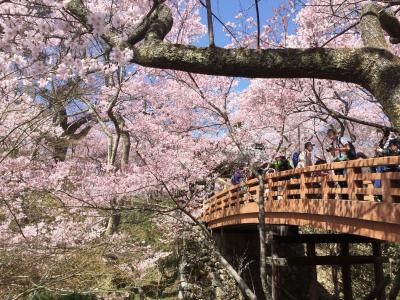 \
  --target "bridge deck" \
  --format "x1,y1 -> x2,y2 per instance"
203,157 -> 400,243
